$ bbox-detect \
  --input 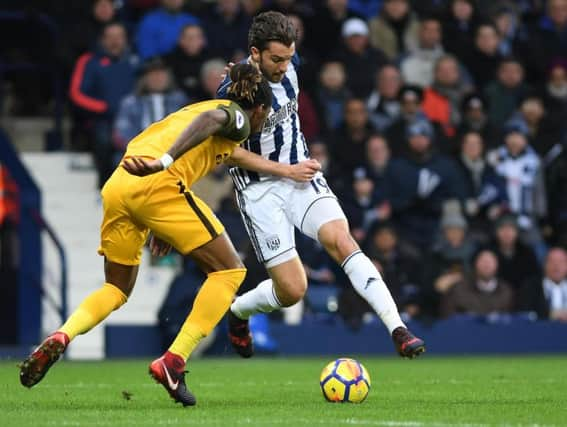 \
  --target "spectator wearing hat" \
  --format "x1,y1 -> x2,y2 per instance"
385,84 -> 443,156
539,59 -> 567,125
366,64 -> 403,131
386,119 -> 465,251
461,23 -> 505,91
483,57 -> 531,127
519,247 -> 567,321
422,54 -> 473,141
69,22 -> 139,188
489,126 -> 547,259
335,18 -> 389,98
456,92 -> 500,149
113,58 -> 188,162
164,23 -> 211,100
136,0 -> 199,60
368,0 -> 420,61
456,131 -> 508,242
440,249 -> 515,318
488,214 -> 541,289
400,16 -> 445,88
